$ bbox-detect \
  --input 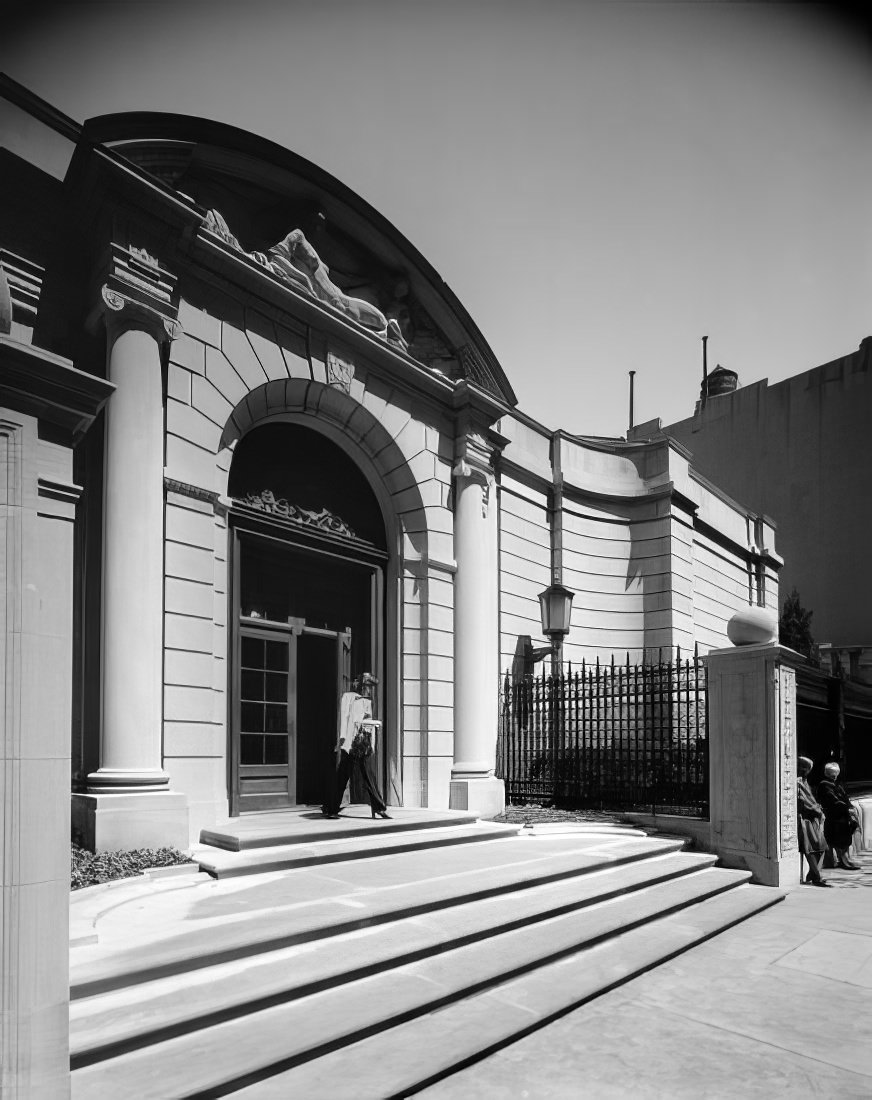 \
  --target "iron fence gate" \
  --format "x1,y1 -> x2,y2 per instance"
497,648 -> 709,817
